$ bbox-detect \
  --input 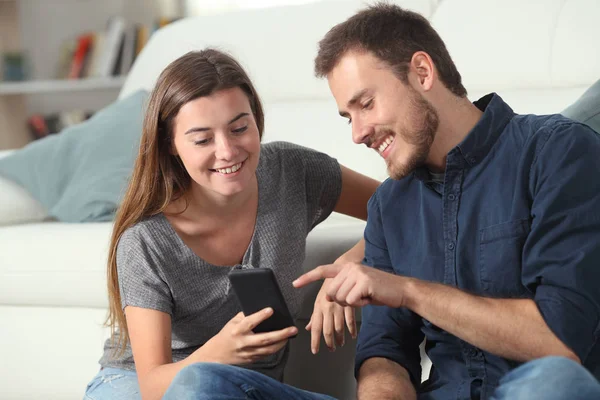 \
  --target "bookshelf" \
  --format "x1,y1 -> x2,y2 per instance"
0,0 -> 183,150
0,77 -> 126,95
